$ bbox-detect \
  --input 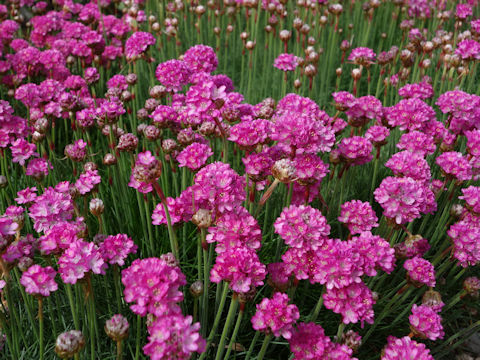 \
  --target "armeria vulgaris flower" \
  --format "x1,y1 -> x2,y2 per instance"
129,151 -> 162,194
374,176 -> 433,225
176,142 -> 213,171
105,314 -> 129,342
122,256 -> 186,317
459,186 -> 480,214
274,53 -> 301,71
125,31 -> 156,61
10,138 -> 37,166
20,264 -> 58,297
251,292 -> 299,339
365,125 -> 390,147
55,330 -> 85,359
447,218 -> 480,267
323,281 -> 375,326
289,322 -> 344,360
29,187 -> 74,232
143,314 -> 205,360
396,131 -> 436,157
75,169 -> 101,195
384,98 -> 435,131
293,153 -> 329,185
385,151 -> 431,184
348,47 -> 376,66
274,205 -> 330,250
64,139 -> 87,162
403,257 -> 436,287
381,336 -> 434,360
409,304 -> 444,341
436,151 -> 472,181
398,81 -> 434,99
99,234 -> 138,266
338,200 -> 378,234
210,245 -> 266,293
338,136 -> 373,166
183,44 -> 218,73
155,59 -> 191,92
58,240 -> 107,284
